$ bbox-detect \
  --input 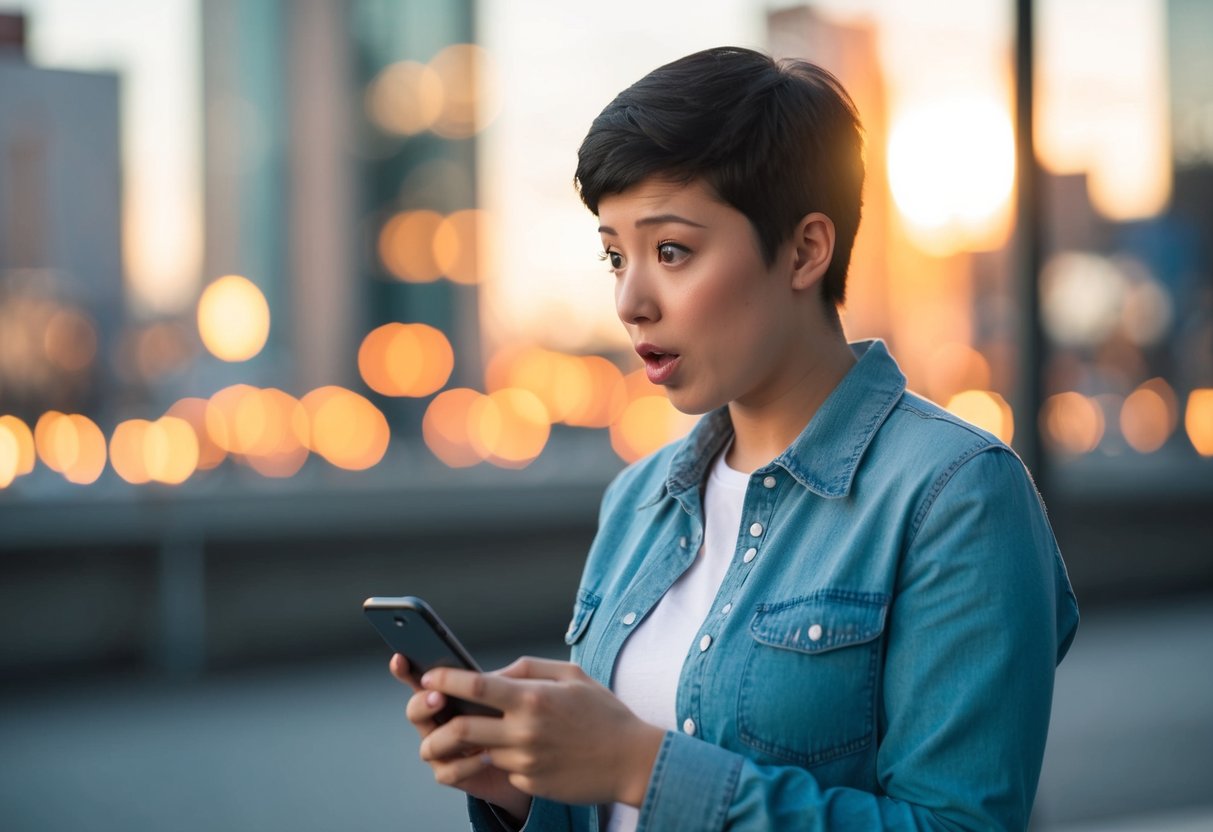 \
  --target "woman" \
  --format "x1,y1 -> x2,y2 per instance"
392,46 -> 1079,831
